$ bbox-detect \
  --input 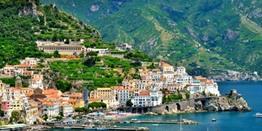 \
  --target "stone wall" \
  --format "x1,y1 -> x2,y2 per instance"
152,99 -> 195,114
